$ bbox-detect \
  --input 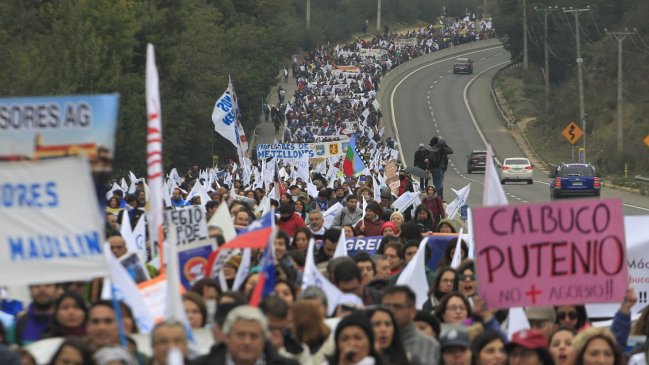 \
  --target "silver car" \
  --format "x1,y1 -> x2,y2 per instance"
500,157 -> 534,184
